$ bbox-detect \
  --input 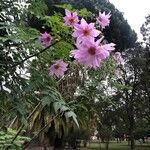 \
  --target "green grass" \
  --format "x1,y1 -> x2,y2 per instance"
87,141 -> 150,150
